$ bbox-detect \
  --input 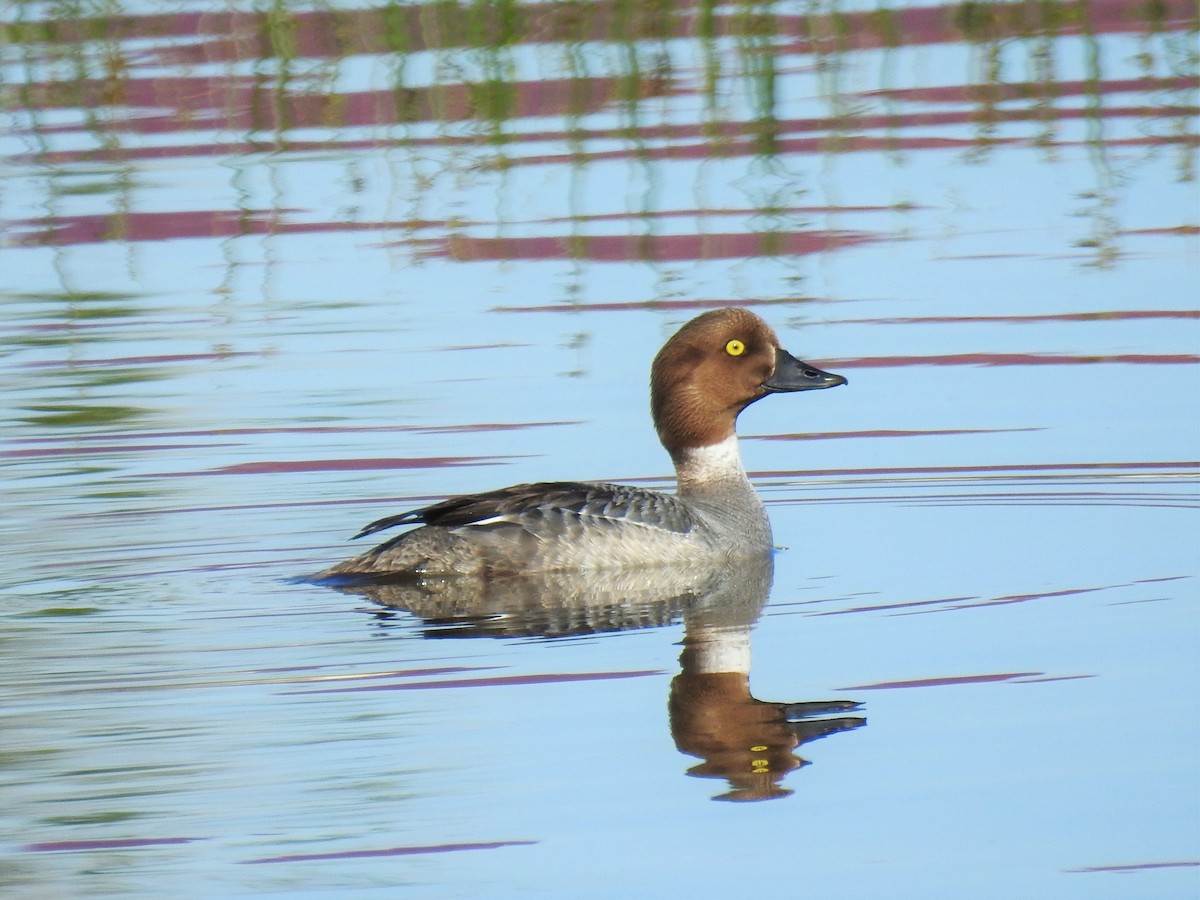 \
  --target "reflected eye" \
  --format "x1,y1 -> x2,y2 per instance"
725,339 -> 745,357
